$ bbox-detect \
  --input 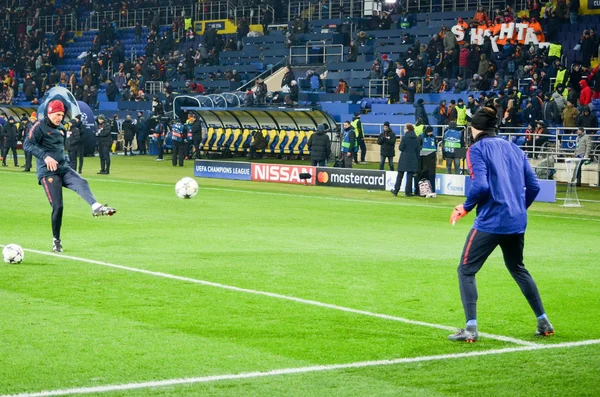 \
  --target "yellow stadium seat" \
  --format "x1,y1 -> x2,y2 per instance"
230,128 -> 242,152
